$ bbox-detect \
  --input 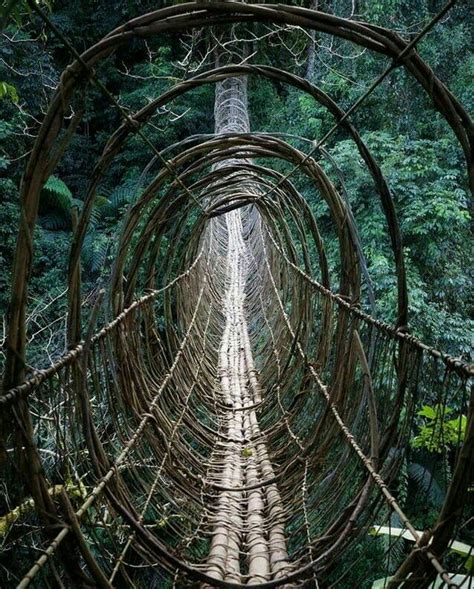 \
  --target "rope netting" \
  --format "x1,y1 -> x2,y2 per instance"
0,2 -> 473,588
